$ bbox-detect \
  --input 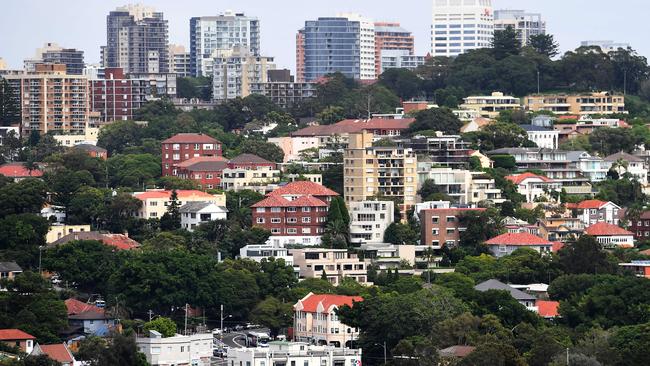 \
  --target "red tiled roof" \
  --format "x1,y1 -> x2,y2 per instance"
0,329 -> 35,340
268,181 -> 339,198
505,172 -> 553,185
551,241 -> 564,253
51,232 -> 140,250
296,293 -> 363,313
536,300 -> 560,318
576,200 -> 608,209
176,156 -> 227,168
162,133 -> 220,144
0,163 -> 43,178
37,344 -> 74,363
585,222 -> 634,236
485,232 -> 553,246
133,190 -> 216,200
558,115 -> 579,120
291,118 -> 415,137
65,298 -> 104,316
565,203 -> 578,209
252,194 -> 328,208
